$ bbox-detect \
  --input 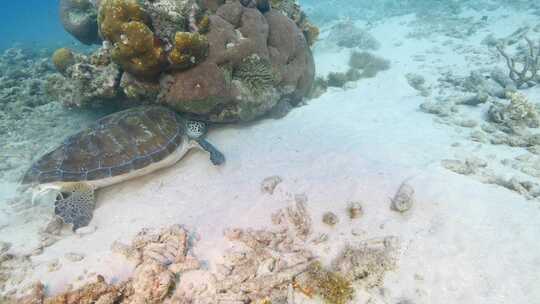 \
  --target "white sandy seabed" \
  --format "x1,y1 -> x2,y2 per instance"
1,9 -> 540,304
